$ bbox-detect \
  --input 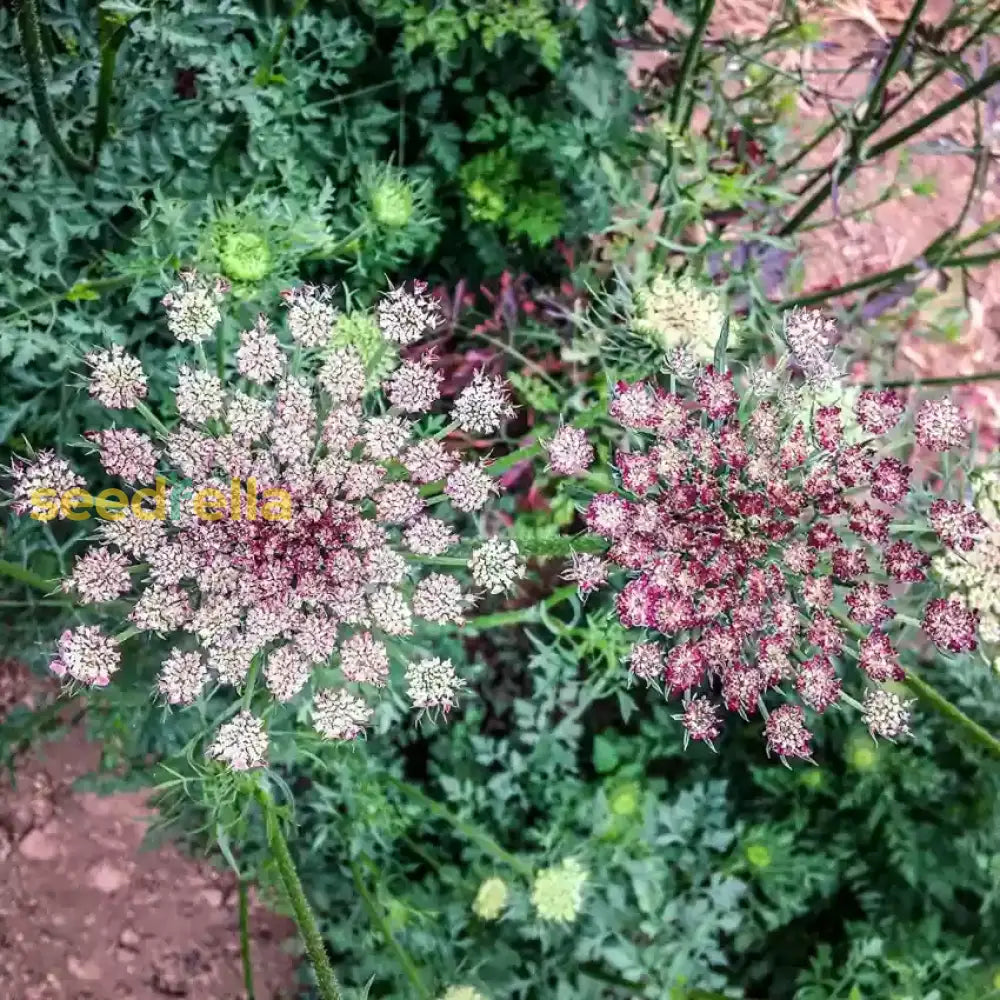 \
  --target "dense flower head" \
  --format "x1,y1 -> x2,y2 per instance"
8,450 -> 86,519
438,988 -> 488,1000
281,284 -> 338,348
472,876 -> 509,921
453,369 -> 516,435
85,343 -> 148,409
206,711 -> 269,770
50,626 -> 120,686
914,397 -> 970,451
783,308 -> 839,391
631,273 -> 732,364
376,280 -> 441,345
17,279 -> 516,768
559,310 -> 981,759
923,597 -> 979,653
861,688 -> 912,740
162,270 -> 229,344
530,858 -> 588,924
933,470 -> 1000,649
545,425 -> 594,476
